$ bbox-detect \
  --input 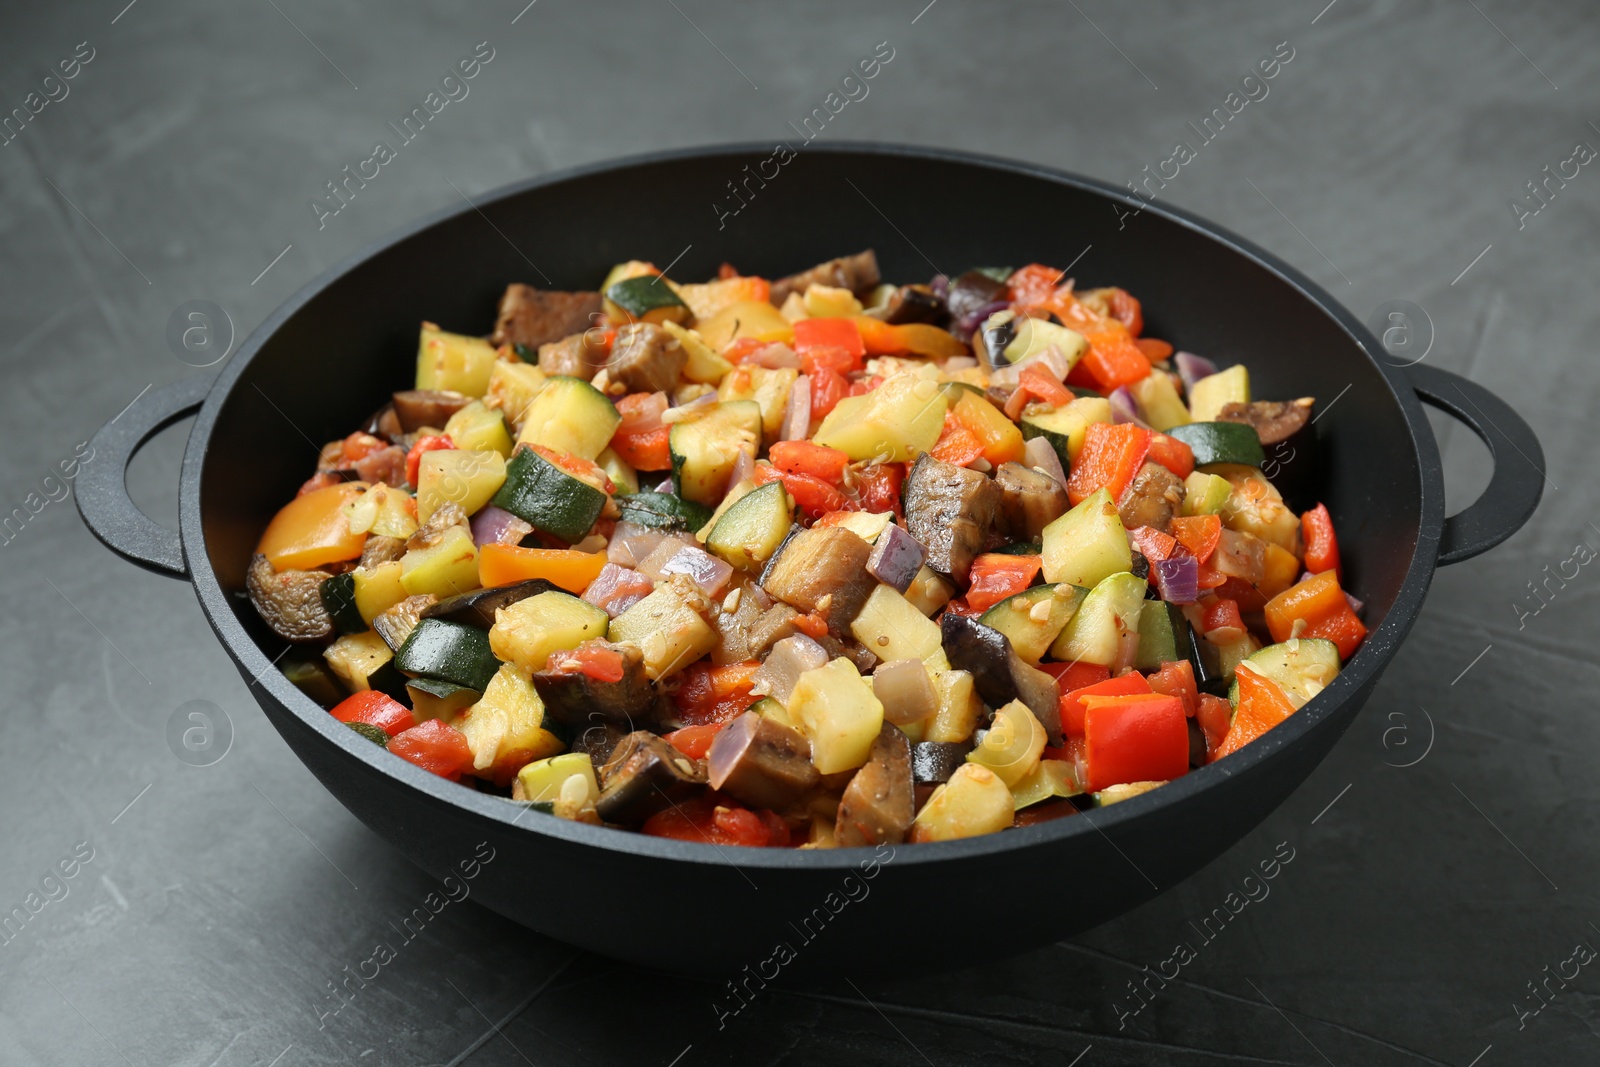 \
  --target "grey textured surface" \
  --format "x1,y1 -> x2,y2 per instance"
1,1 -> 1595,1064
